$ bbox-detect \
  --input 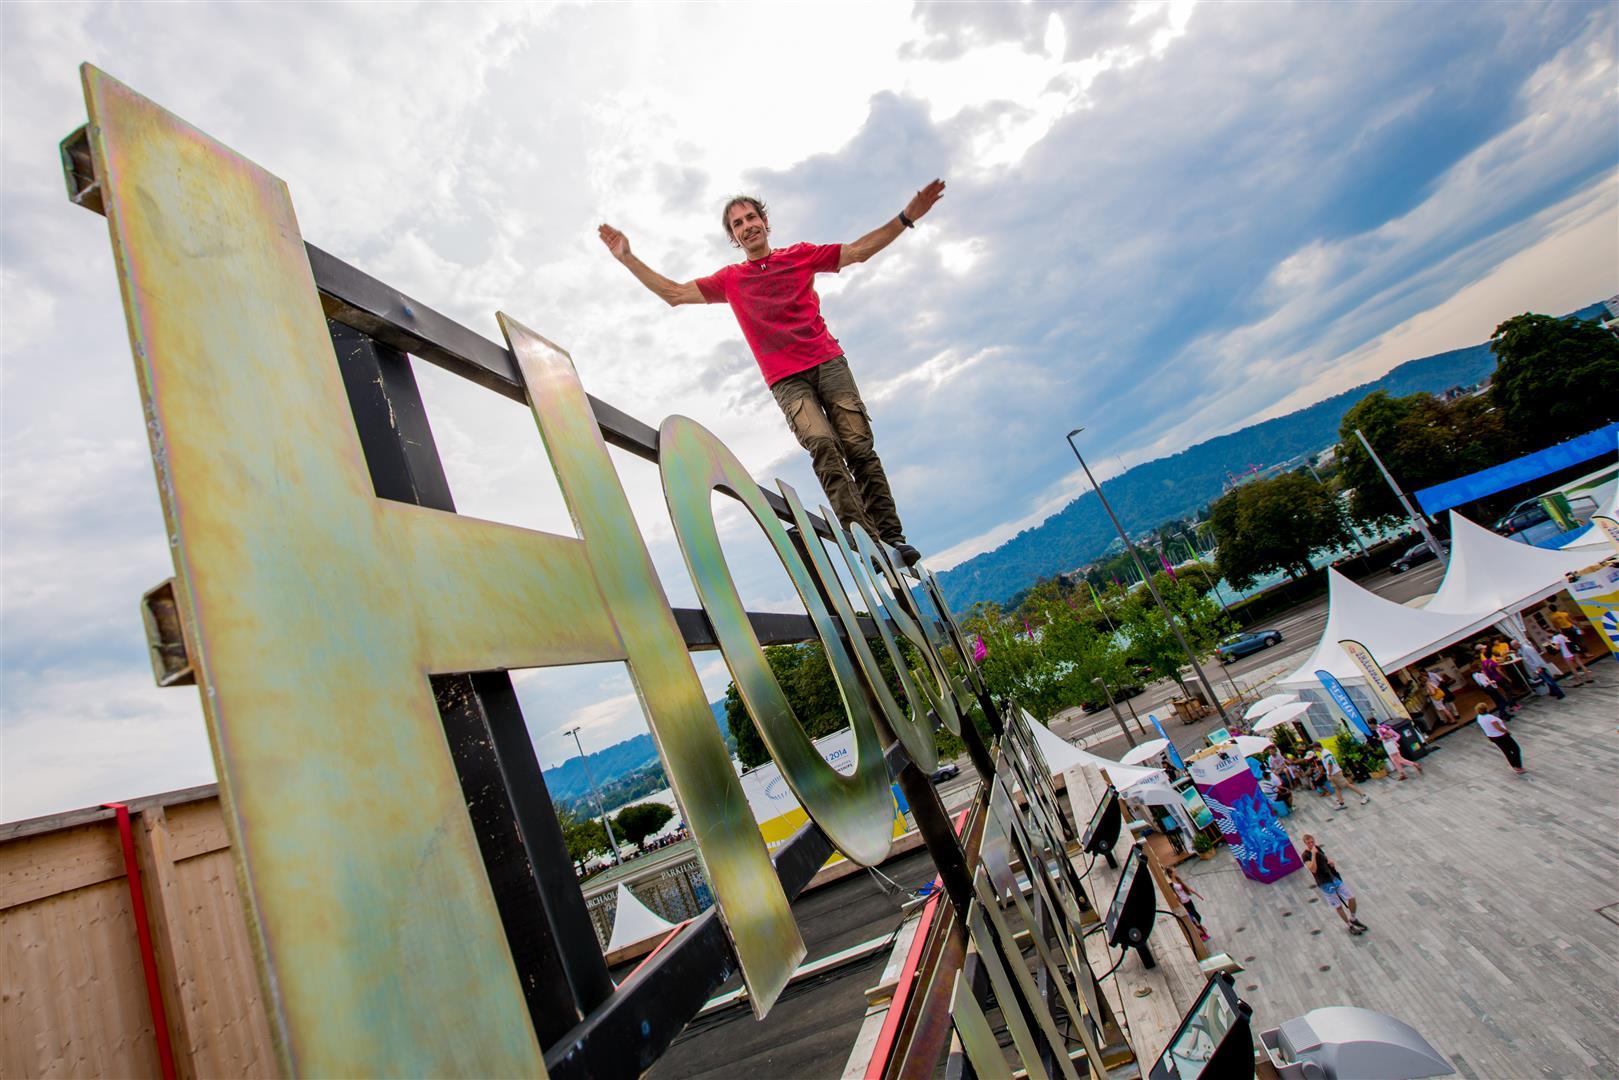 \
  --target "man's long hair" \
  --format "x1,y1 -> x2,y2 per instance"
721,195 -> 768,247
